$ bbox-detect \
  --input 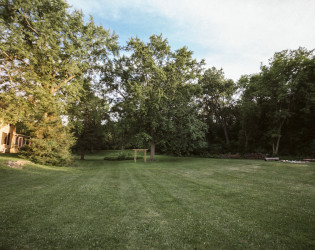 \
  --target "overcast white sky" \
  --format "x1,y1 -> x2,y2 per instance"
67,0 -> 315,81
